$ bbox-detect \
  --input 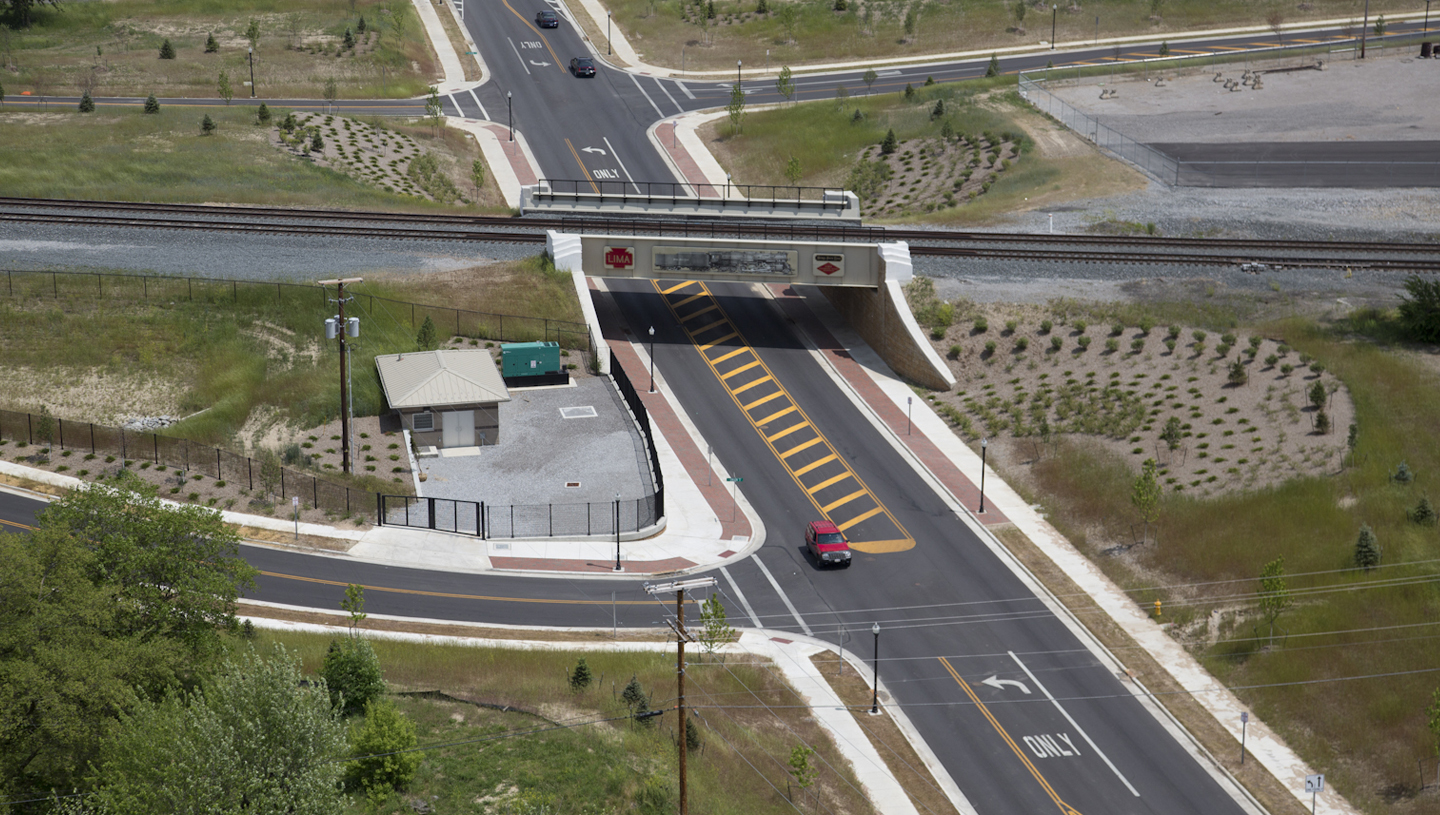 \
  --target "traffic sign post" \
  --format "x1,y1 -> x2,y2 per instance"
292,496 -> 300,541
726,476 -> 742,522
1305,774 -> 1324,814
1240,711 -> 1248,765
